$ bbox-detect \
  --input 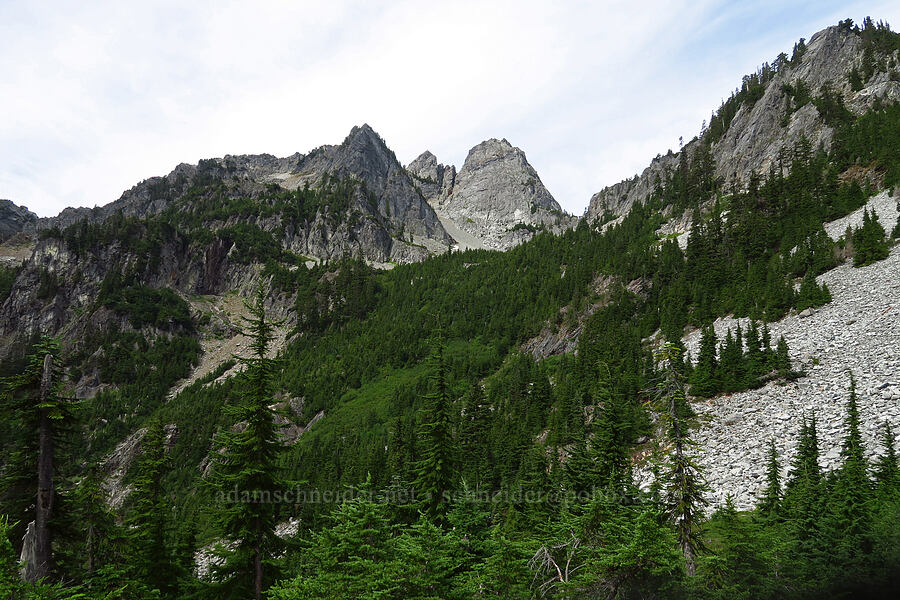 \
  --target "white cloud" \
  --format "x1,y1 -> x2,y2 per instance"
1,0 -> 898,217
